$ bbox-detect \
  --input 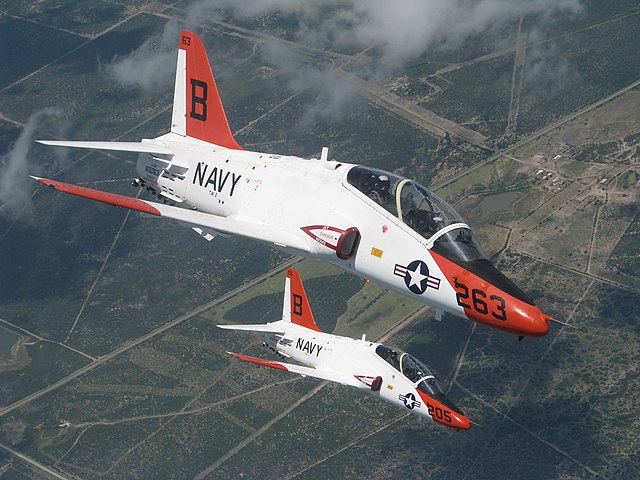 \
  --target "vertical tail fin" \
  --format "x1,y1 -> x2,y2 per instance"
282,269 -> 321,332
171,30 -> 242,149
